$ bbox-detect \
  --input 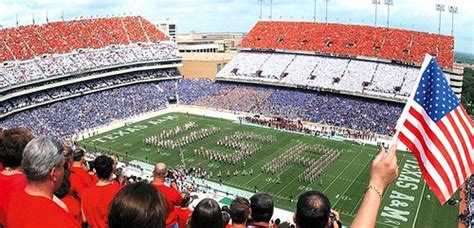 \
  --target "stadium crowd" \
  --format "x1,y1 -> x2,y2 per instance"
1,69 -> 180,116
0,42 -> 180,88
1,79 -> 403,138
0,126 -> 399,227
216,51 -> 451,100
460,176 -> 474,226
0,16 -> 166,62
239,21 -> 454,69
